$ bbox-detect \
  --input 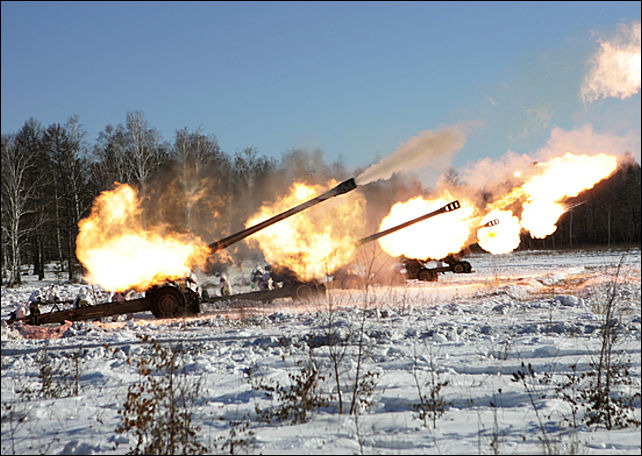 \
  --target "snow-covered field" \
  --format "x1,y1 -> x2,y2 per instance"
2,248 -> 641,455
